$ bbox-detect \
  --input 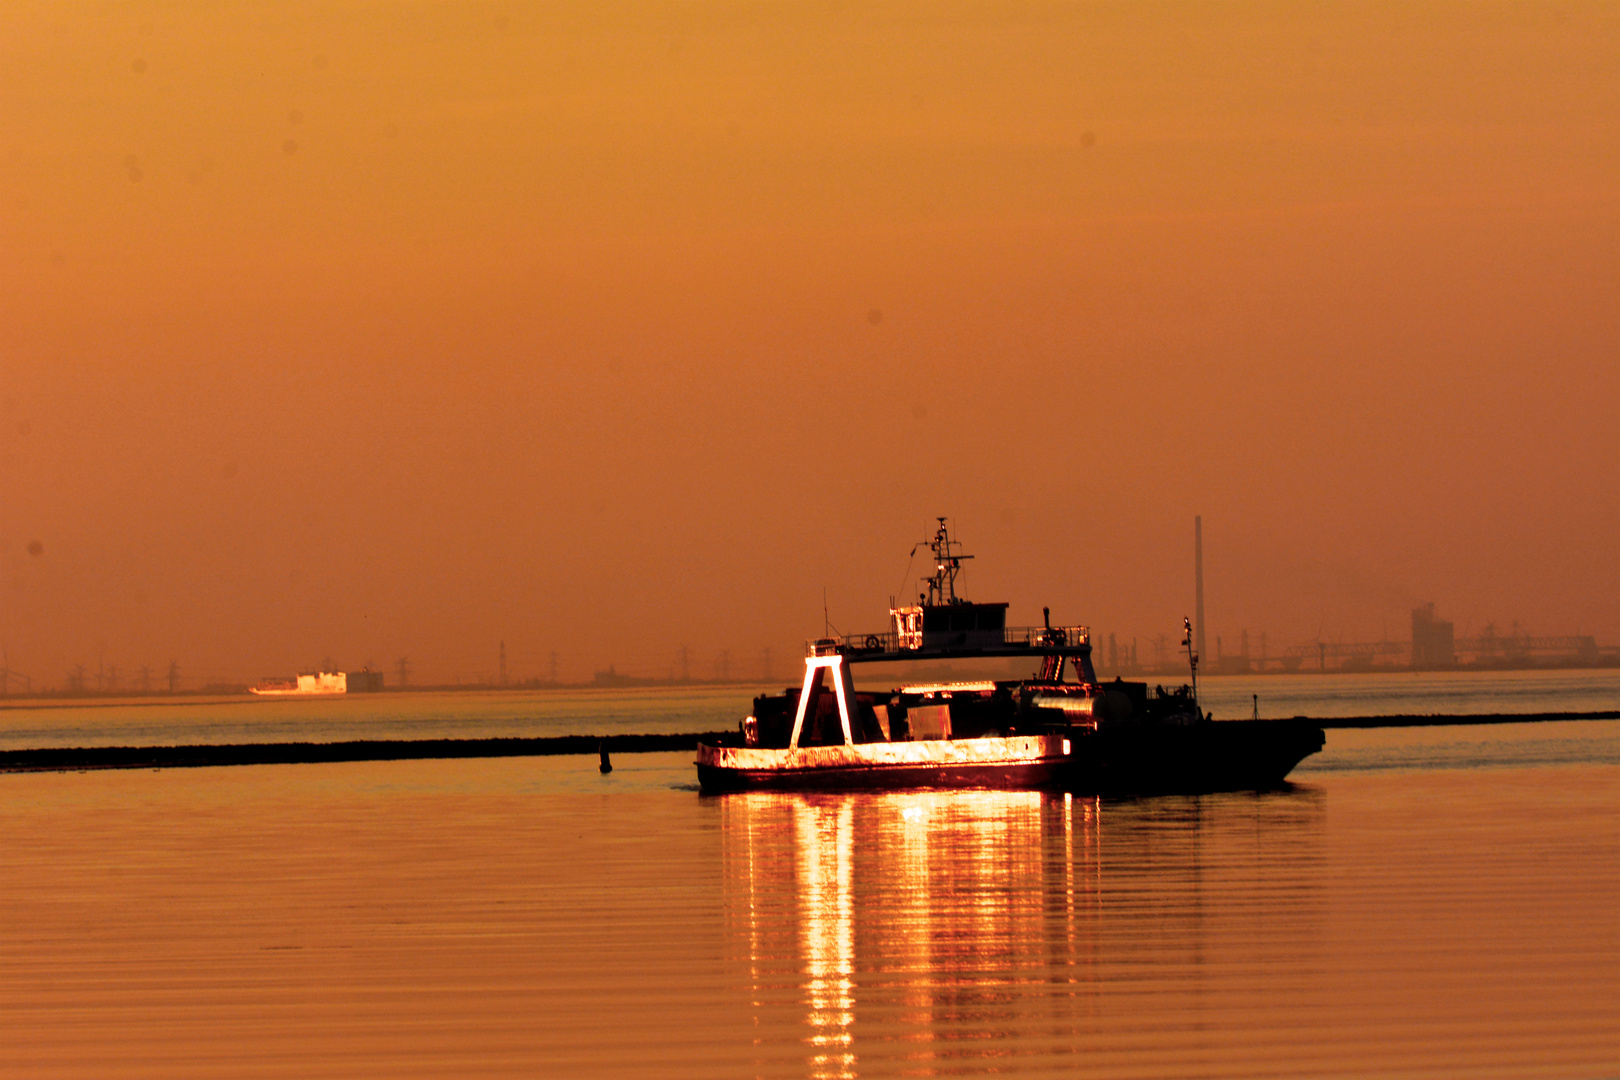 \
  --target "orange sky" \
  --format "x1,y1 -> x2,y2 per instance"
2,2 -> 1617,685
